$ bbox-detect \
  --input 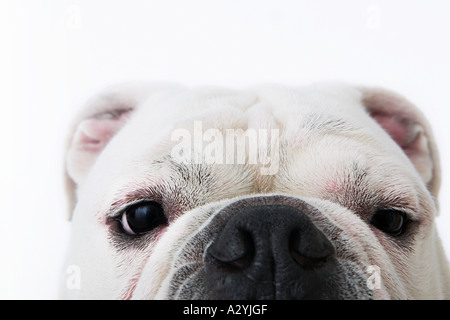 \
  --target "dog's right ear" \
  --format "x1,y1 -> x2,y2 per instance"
65,83 -> 171,219
64,83 -> 183,219
64,87 -> 140,219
